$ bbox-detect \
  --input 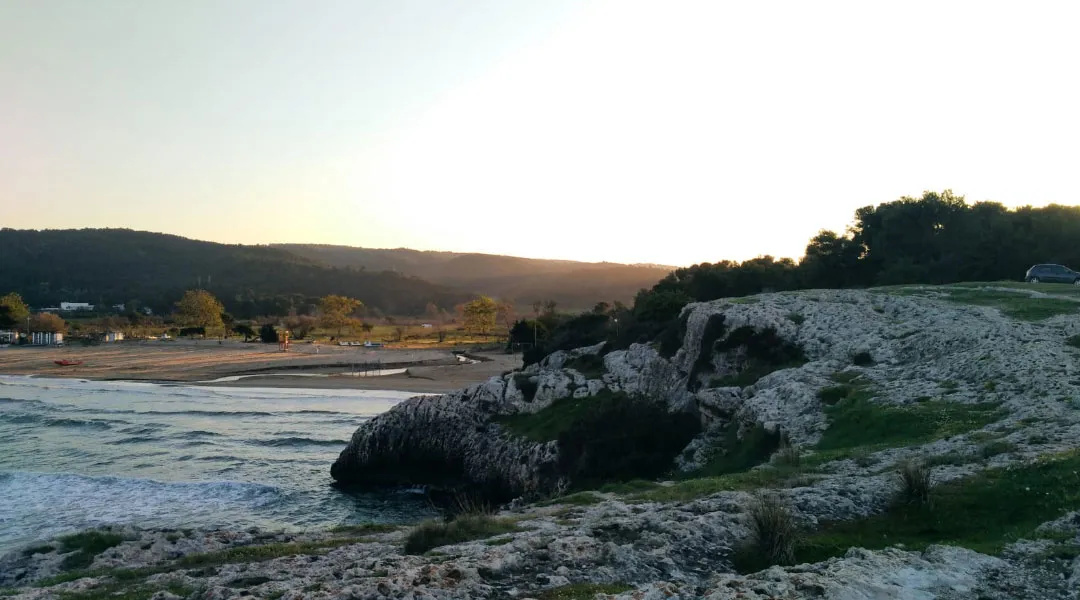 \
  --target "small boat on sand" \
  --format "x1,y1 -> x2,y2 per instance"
54,359 -> 83,366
